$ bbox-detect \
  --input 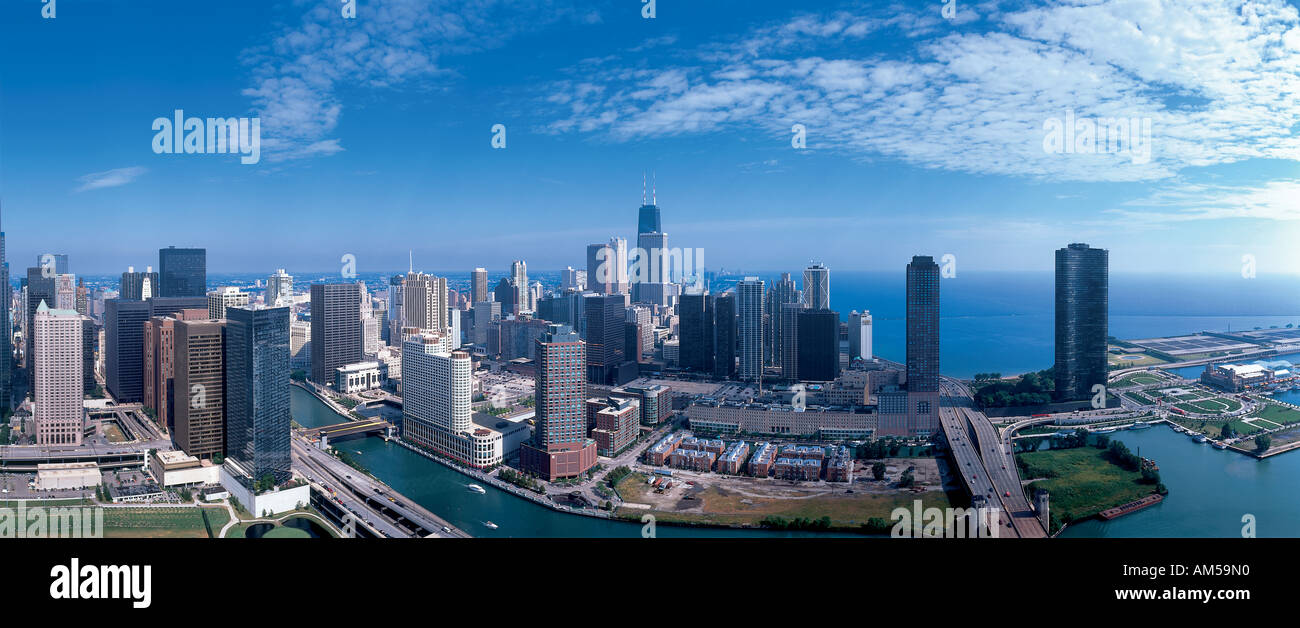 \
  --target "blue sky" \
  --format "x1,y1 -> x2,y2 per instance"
2,0 -> 1299,276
